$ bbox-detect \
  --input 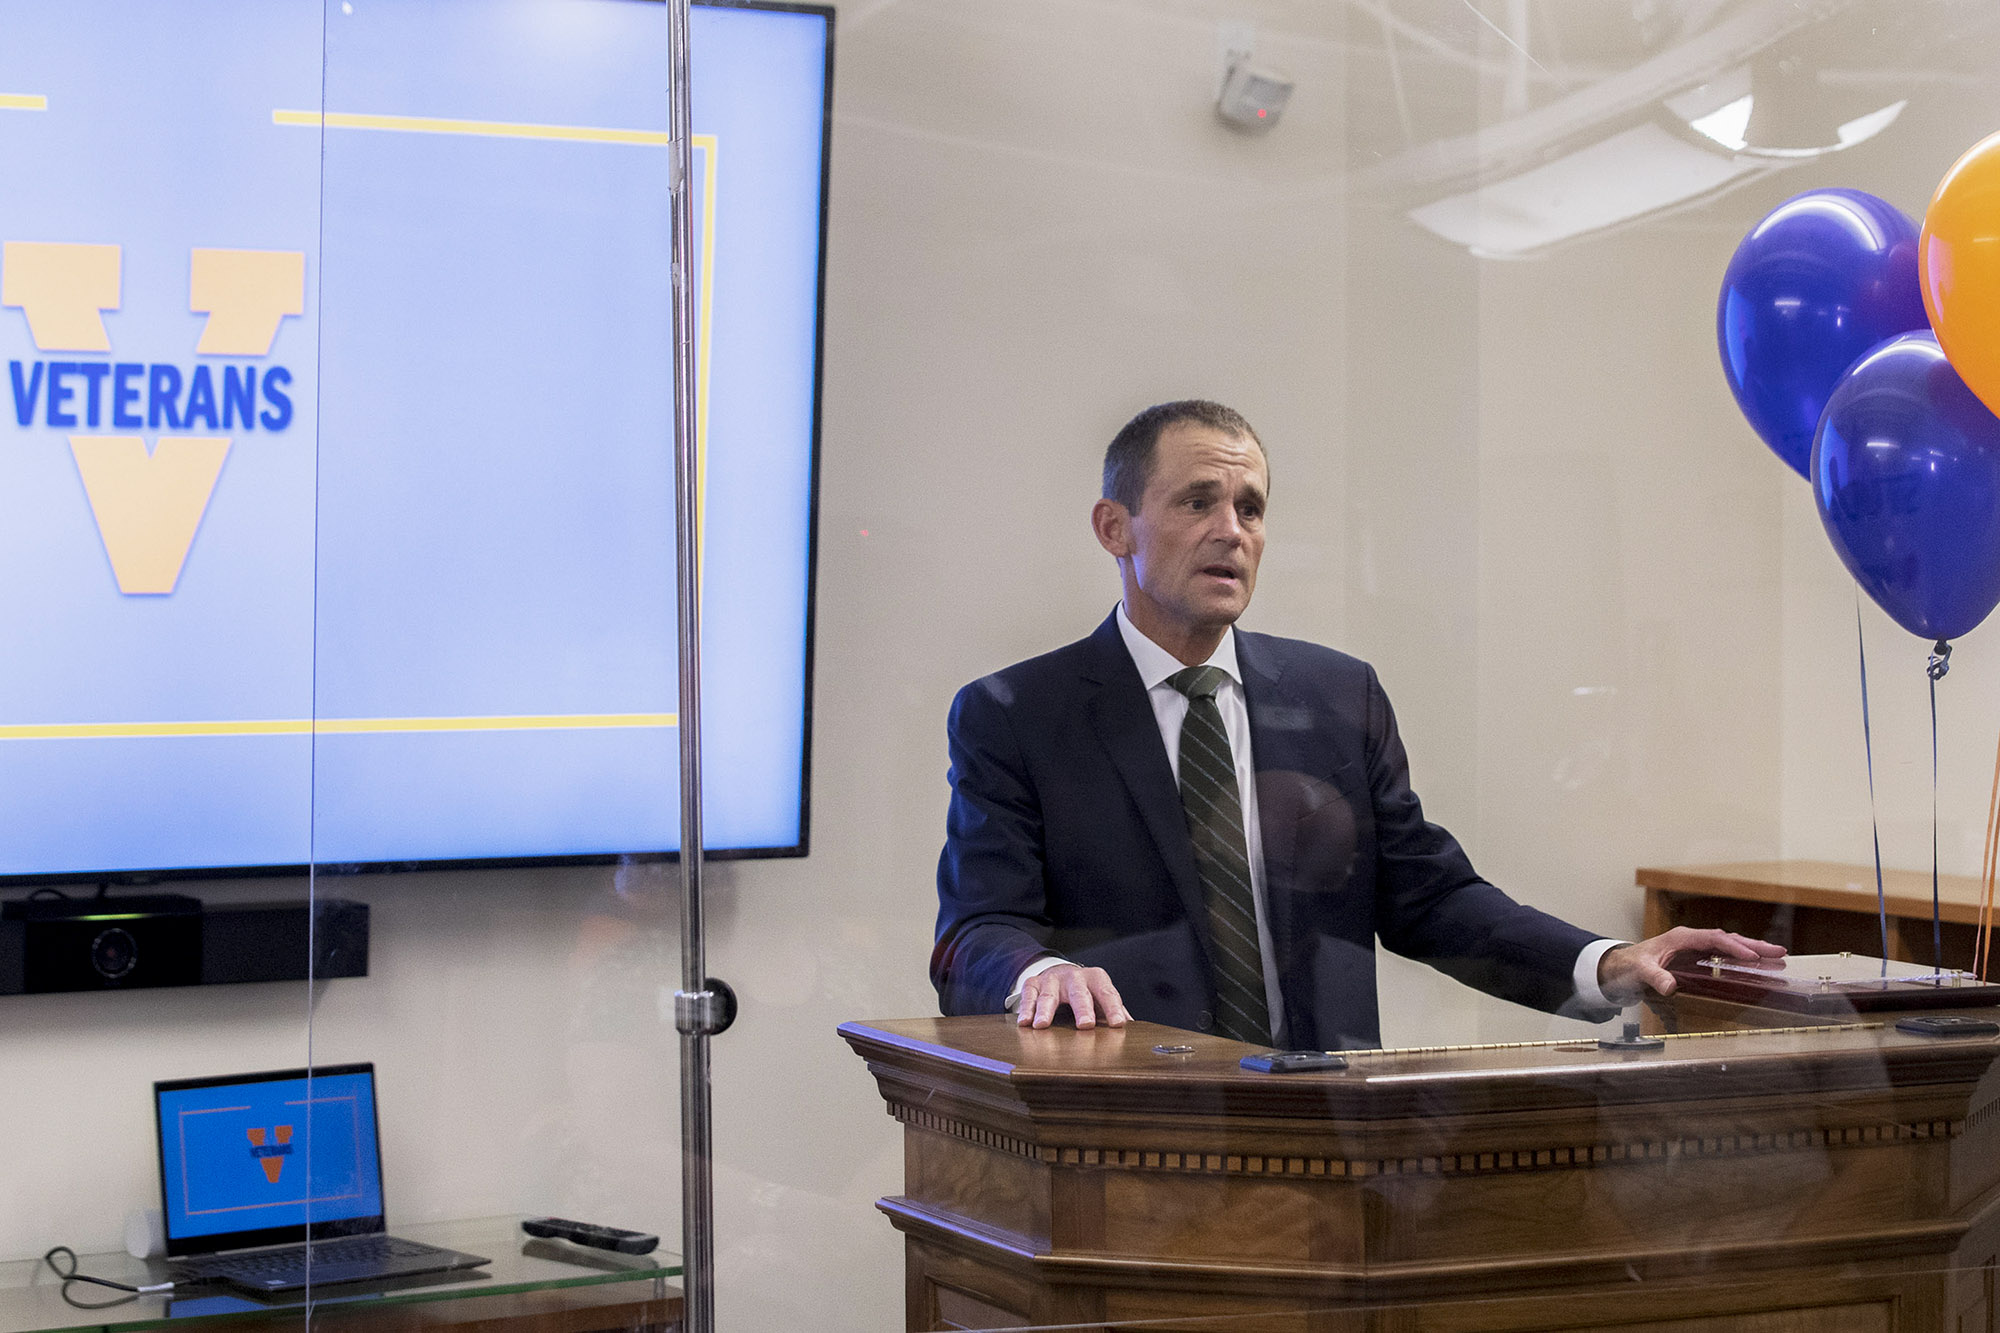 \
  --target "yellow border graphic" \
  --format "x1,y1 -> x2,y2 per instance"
693,133 -> 717,564
0,713 -> 677,741
0,94 -> 46,111
272,109 -> 667,146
